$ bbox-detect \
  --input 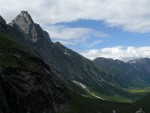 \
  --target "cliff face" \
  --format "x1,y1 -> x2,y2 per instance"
0,19 -> 70,113
11,11 -> 52,43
